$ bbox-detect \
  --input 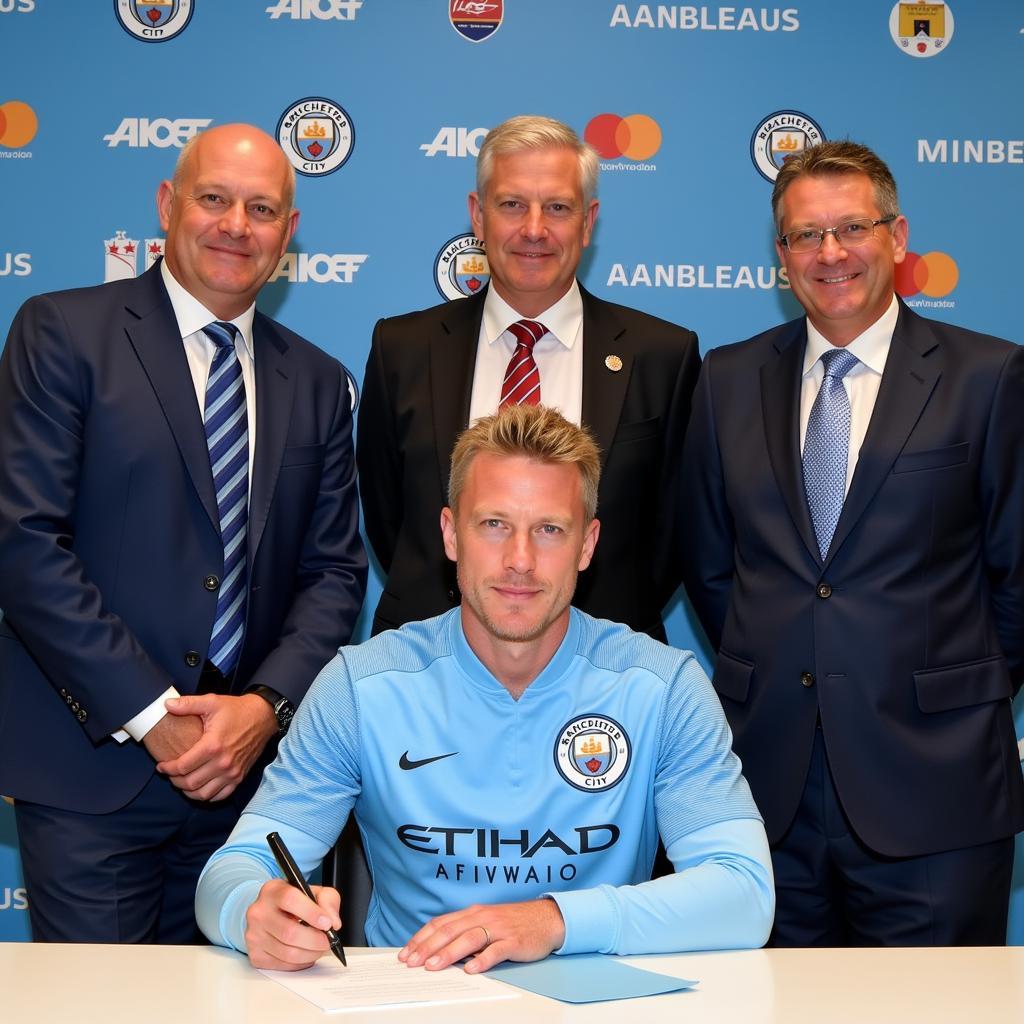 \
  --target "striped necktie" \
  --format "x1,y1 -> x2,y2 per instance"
202,321 -> 248,674
499,319 -> 546,407
803,347 -> 859,560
